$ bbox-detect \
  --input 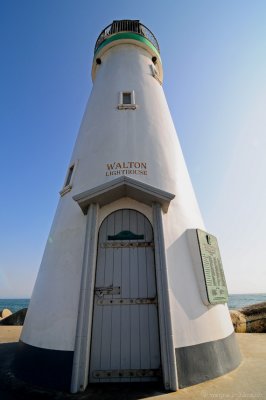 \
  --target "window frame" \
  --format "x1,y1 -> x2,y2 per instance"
60,161 -> 77,197
118,90 -> 136,110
